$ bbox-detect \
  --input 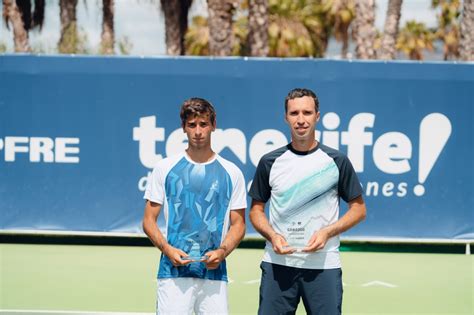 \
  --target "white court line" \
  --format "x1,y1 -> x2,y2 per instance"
361,280 -> 398,288
0,310 -> 153,315
243,279 -> 260,284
